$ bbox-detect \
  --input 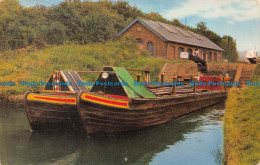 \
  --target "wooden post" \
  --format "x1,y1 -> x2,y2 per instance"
136,73 -> 141,82
161,73 -> 164,87
172,76 -> 177,94
145,66 -> 150,86
193,76 -> 197,93
225,77 -> 231,91
222,77 -> 226,92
